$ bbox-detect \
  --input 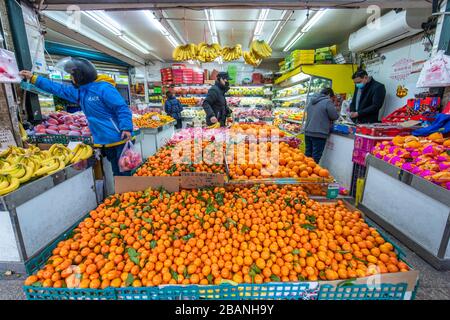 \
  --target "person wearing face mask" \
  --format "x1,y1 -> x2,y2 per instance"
19,57 -> 133,176
349,69 -> 386,124
203,72 -> 232,127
